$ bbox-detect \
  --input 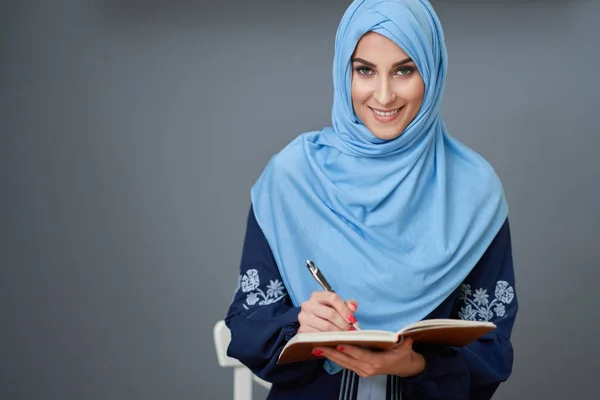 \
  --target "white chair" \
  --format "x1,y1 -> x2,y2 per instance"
213,320 -> 272,400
